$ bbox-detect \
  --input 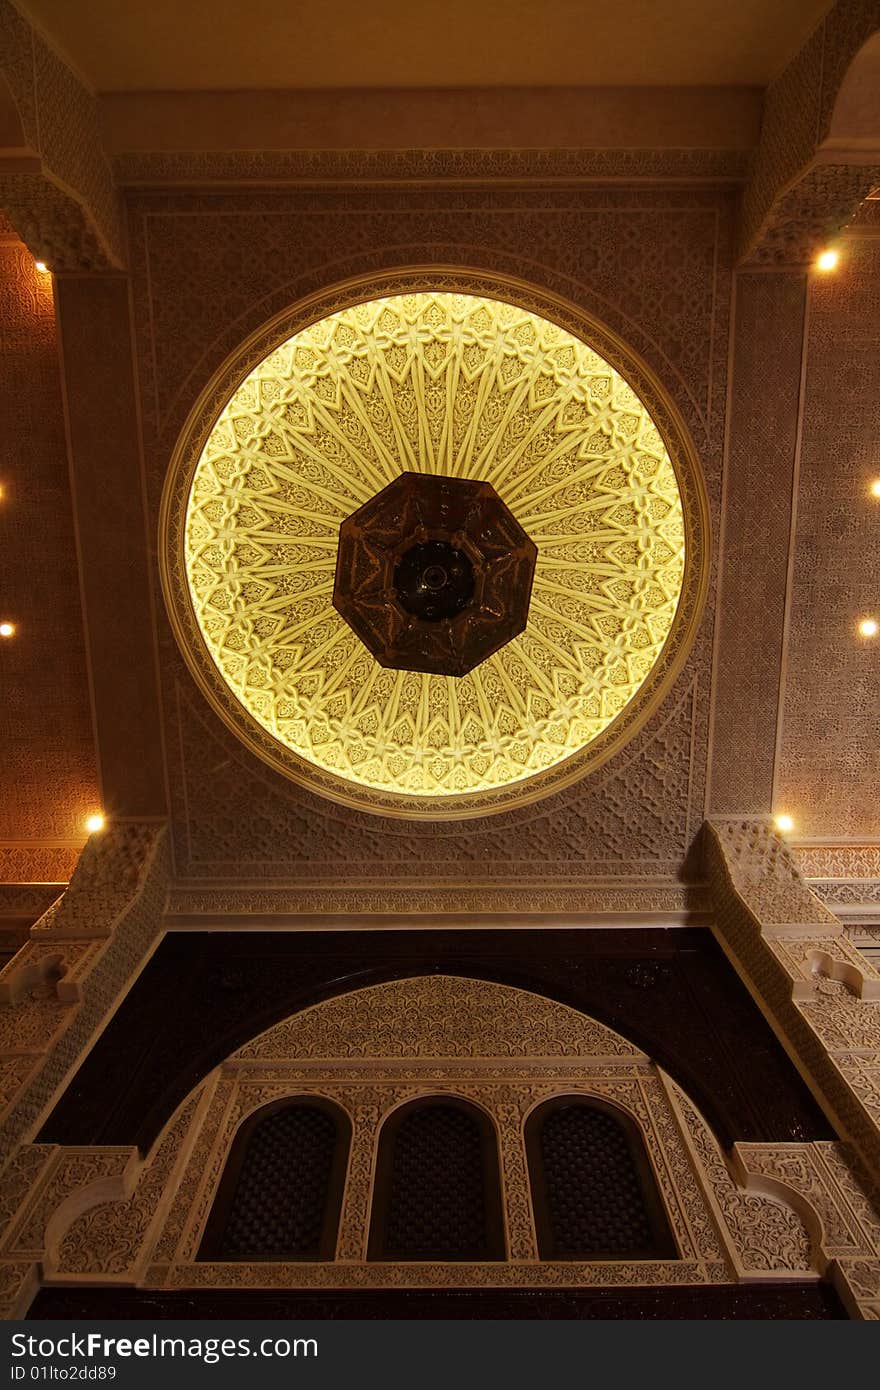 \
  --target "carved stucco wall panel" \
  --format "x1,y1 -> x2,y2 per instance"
738,2 -> 880,264
51,1093 -> 204,1279
0,823 -> 169,1166
706,819 -> 880,1186
0,0 -> 122,269
662,1079 -> 814,1276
